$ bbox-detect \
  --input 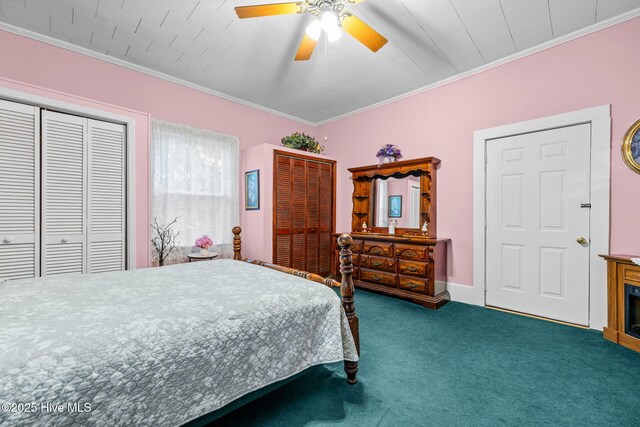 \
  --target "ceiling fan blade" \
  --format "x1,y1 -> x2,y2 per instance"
341,13 -> 388,52
235,2 -> 305,19
295,33 -> 318,61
